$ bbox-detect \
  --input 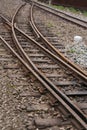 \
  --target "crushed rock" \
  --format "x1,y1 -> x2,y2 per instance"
66,41 -> 87,67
